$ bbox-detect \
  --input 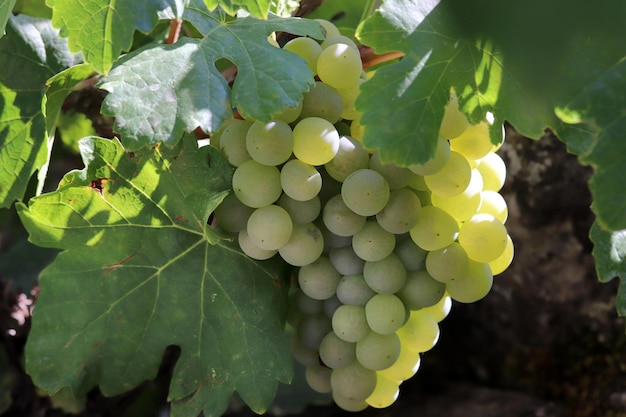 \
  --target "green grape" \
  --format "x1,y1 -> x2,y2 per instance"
232,160 -> 282,208
322,194 -> 366,237
321,34 -> 358,50
246,205 -> 293,250
446,259 -> 493,303
394,237 -> 428,271
291,332 -> 319,366
298,256 -> 341,300
294,288 -> 324,314
324,135 -> 370,182
318,166 -> 343,204
280,159 -> 322,201
363,254 -> 407,294
458,213 -> 508,263
319,331 -> 356,369
238,230 -> 277,260
316,18 -> 341,38
356,331 -> 401,371
272,100 -> 303,124
298,313 -> 332,350
424,151 -> 472,198
477,151 -> 506,192
350,118 -> 365,142
341,169 -> 390,216
293,117 -> 340,165
278,194 -> 321,224
366,373 -> 400,408
218,119 -> 252,167
439,91 -> 468,140
305,364 -> 332,394
213,193 -> 254,233
397,309 -> 440,353
352,221 -> 396,262
376,188 -> 422,234
407,172 -> 428,191
336,274 -> 375,306
425,242 -> 469,283
278,222 -> 324,267
408,137 -> 450,176
332,392 -> 369,412
245,120 -> 293,166
409,205 -> 459,251
331,361 -> 377,402
369,153 -> 416,190
323,295 -> 342,319
300,81 -> 343,123
317,43 -> 363,89
413,189 -> 432,206
430,168 -> 483,222
488,234 -> 514,275
449,121 -> 494,160
283,36 -> 323,74
335,78 -> 364,120
365,294 -> 406,335
397,269 -> 446,310
332,304 -> 370,343
477,190 -> 508,223
422,294 -> 452,323
329,245 -> 365,275
378,345 -> 421,382
316,219 -> 352,251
